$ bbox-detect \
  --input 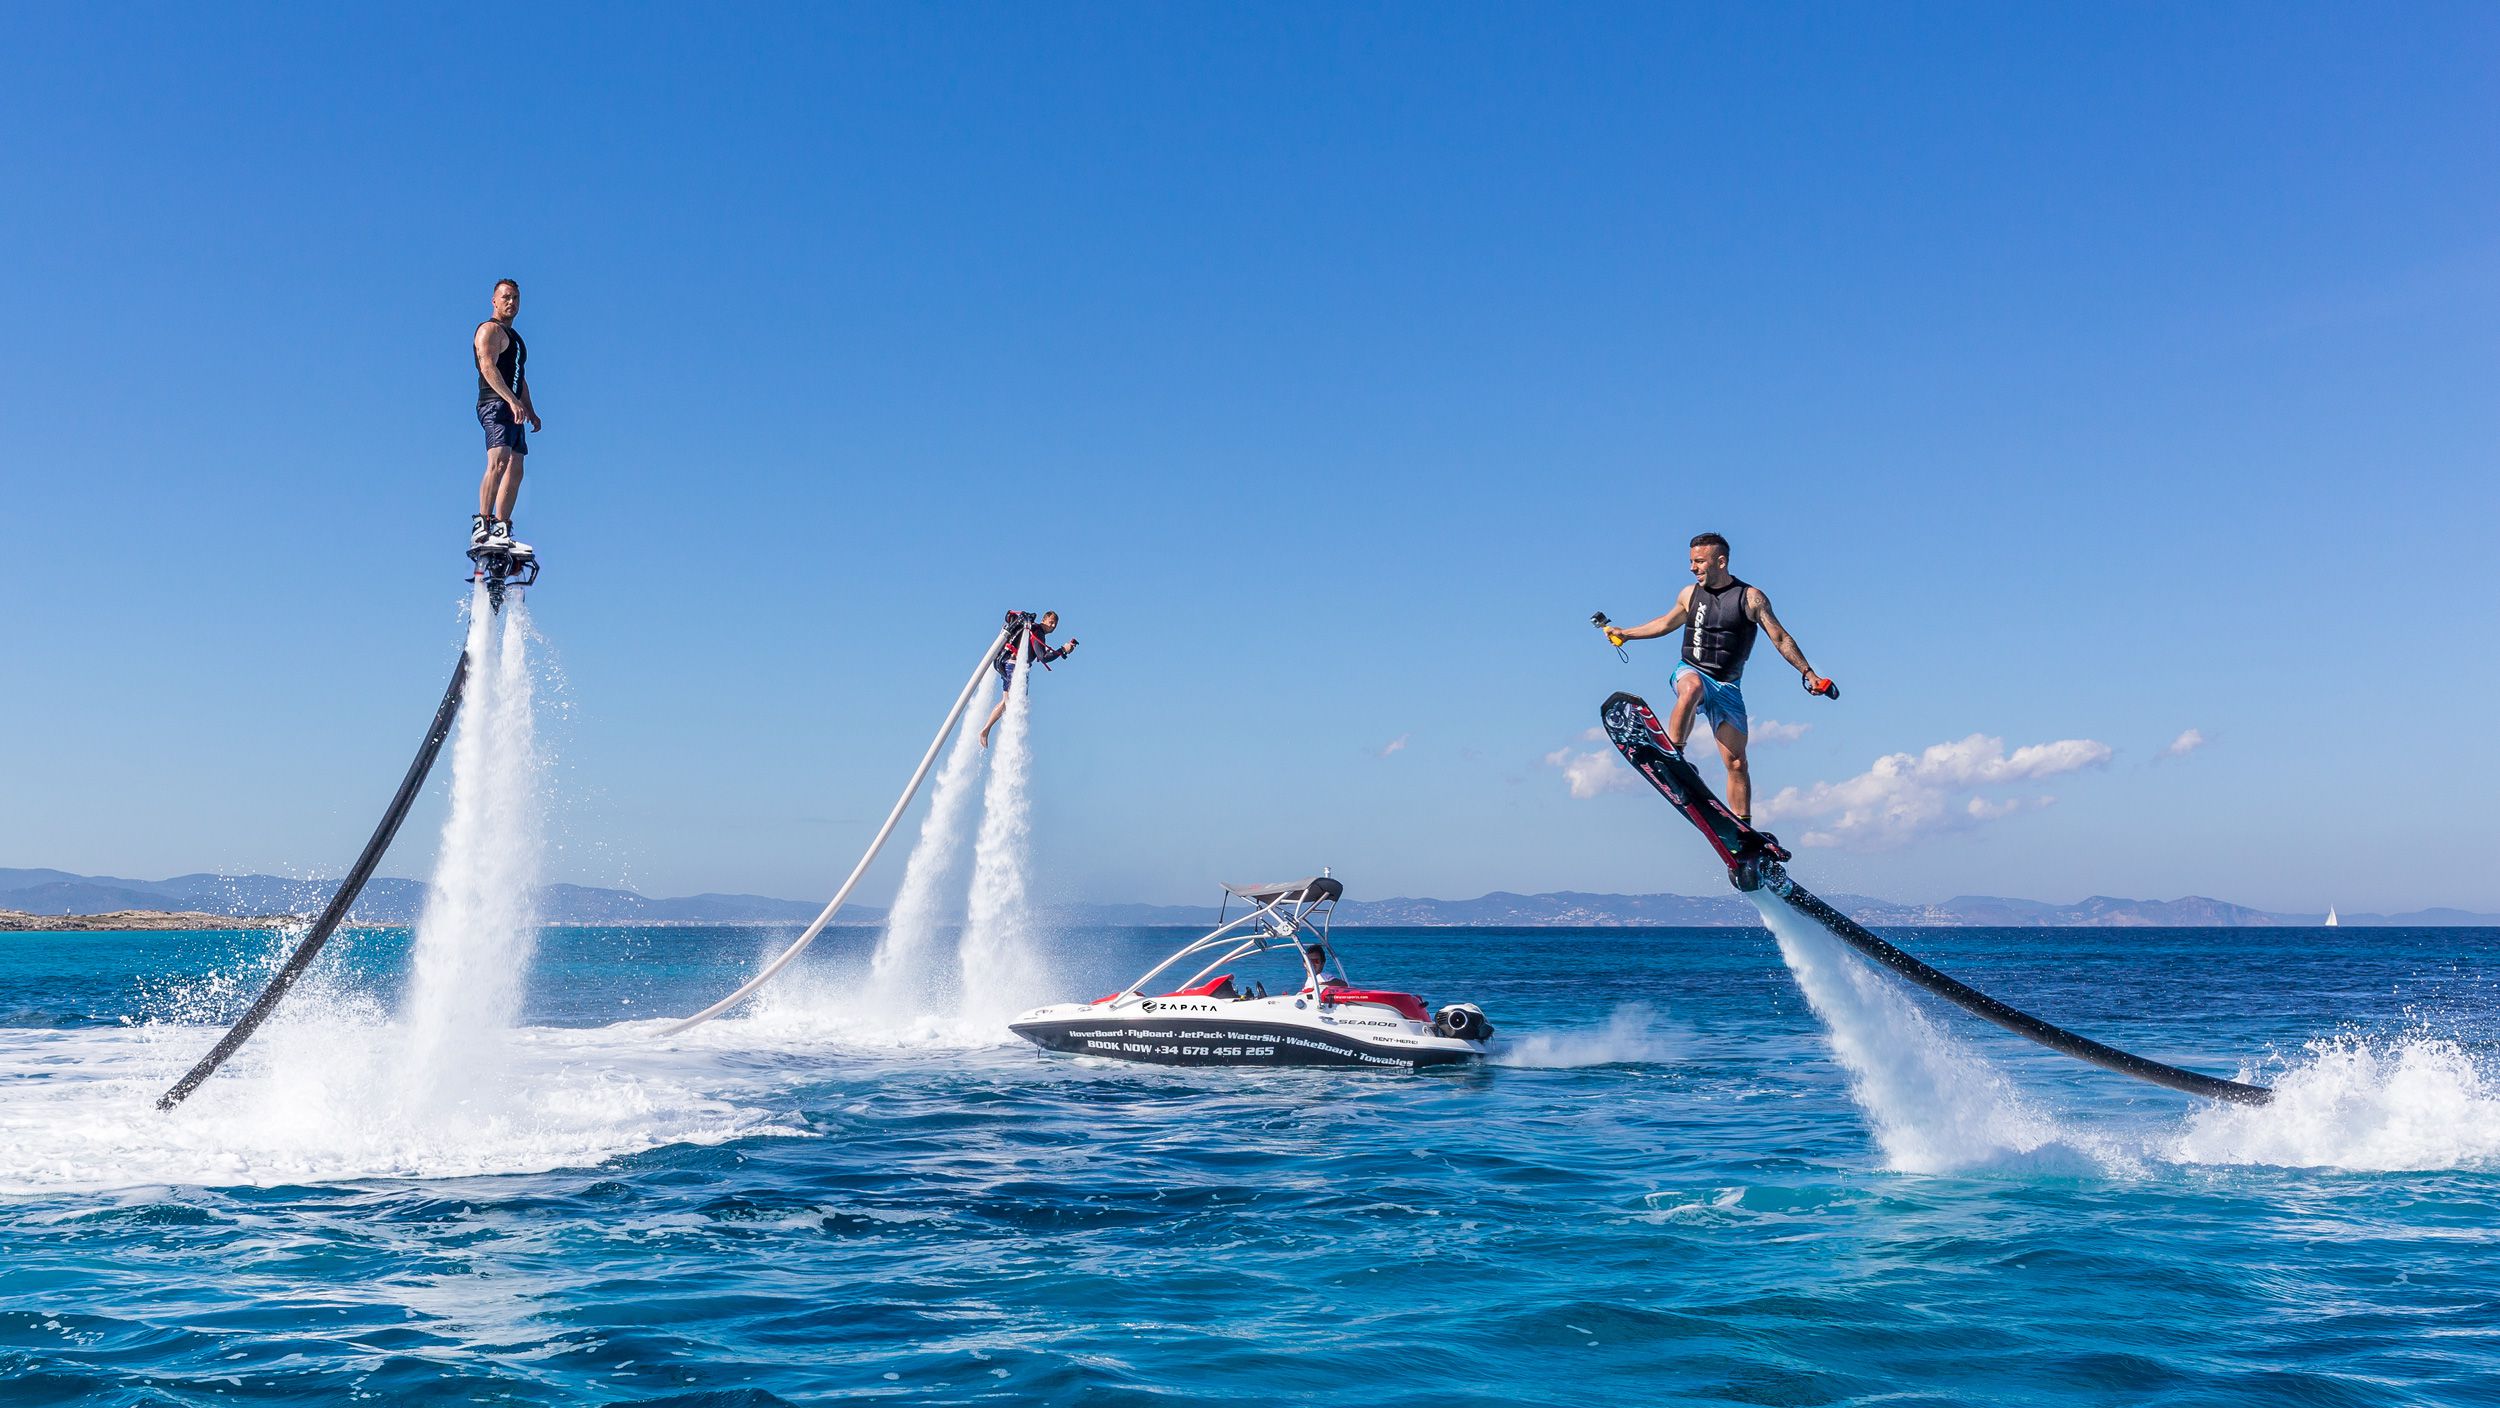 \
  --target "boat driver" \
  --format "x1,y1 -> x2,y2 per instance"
1302,943 -> 1343,991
